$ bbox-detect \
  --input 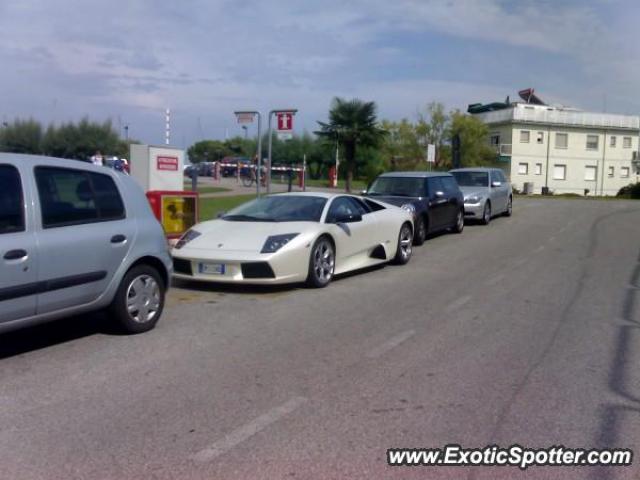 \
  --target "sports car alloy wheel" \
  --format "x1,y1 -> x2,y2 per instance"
126,274 -> 161,323
393,223 -> 413,265
308,238 -> 335,287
